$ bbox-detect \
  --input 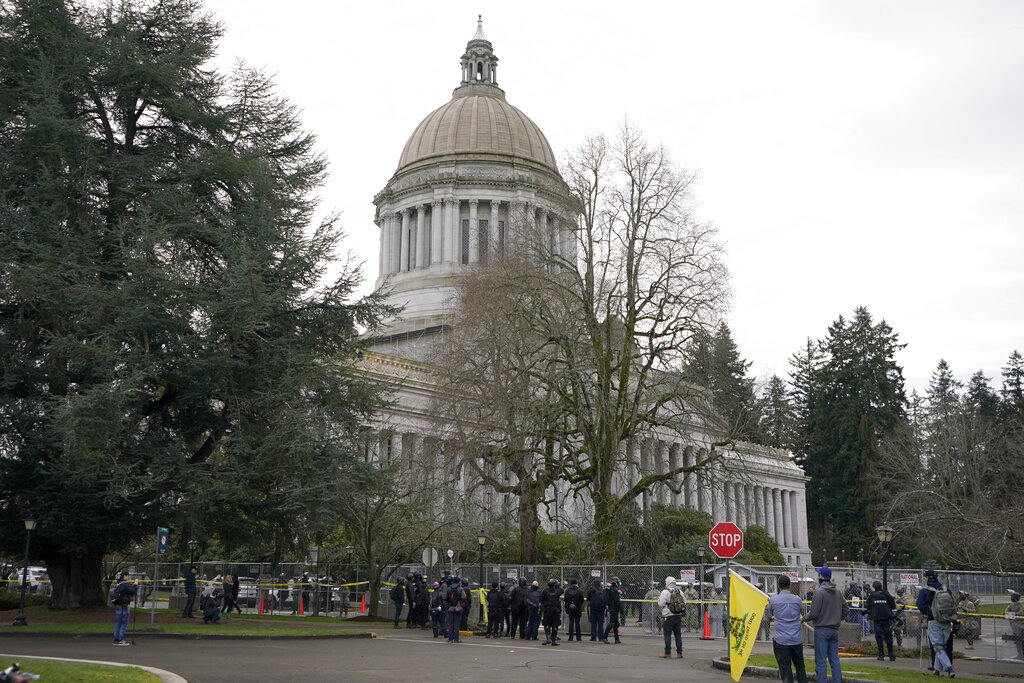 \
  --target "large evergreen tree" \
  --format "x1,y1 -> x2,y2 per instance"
684,322 -> 763,441
797,308 -> 907,556
0,0 -> 388,607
